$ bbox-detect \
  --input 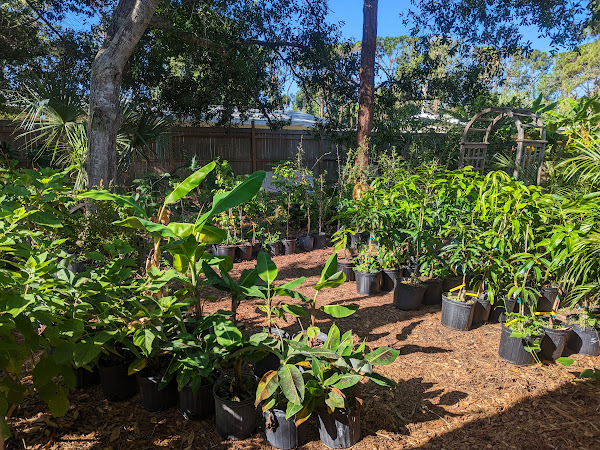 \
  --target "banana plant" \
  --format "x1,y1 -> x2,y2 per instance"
80,163 -> 266,271
202,260 -> 261,324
